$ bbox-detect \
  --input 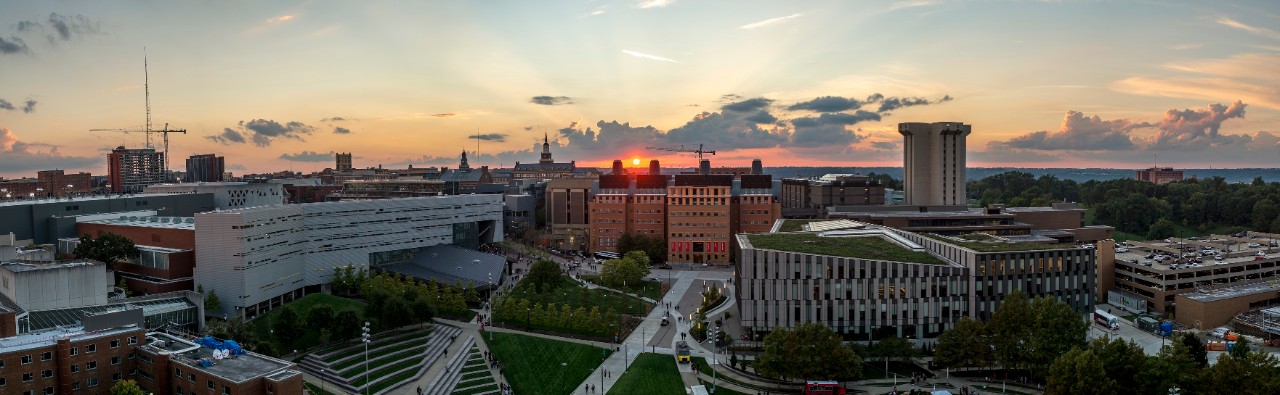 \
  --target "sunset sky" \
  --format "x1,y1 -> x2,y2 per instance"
1,0 -> 1278,179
